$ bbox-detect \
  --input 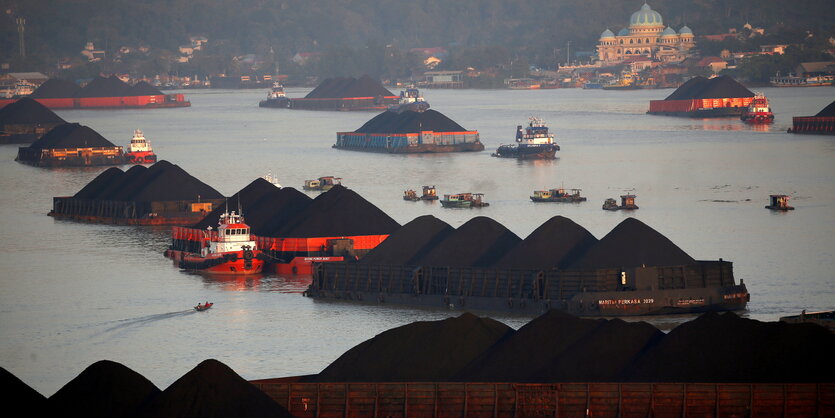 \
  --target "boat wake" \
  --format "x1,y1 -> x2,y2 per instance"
99,310 -> 194,334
